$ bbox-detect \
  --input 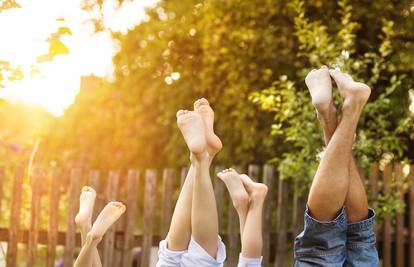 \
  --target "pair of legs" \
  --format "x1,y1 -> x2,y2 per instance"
157,98 -> 225,266
73,186 -> 126,267
217,168 -> 268,267
294,66 -> 378,266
